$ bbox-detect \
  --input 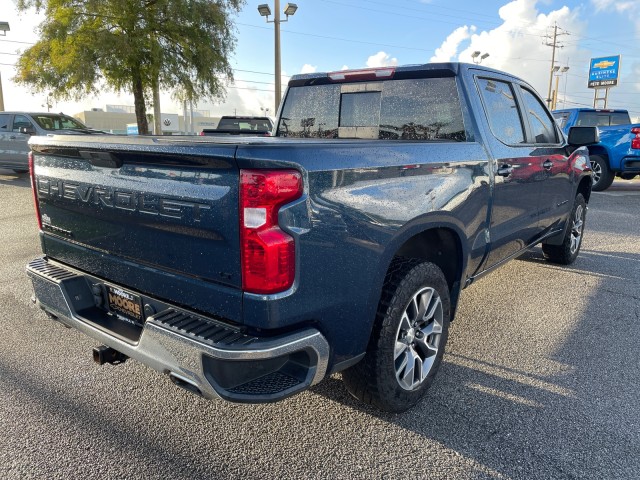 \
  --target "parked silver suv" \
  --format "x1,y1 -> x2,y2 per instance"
0,112 -> 105,172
